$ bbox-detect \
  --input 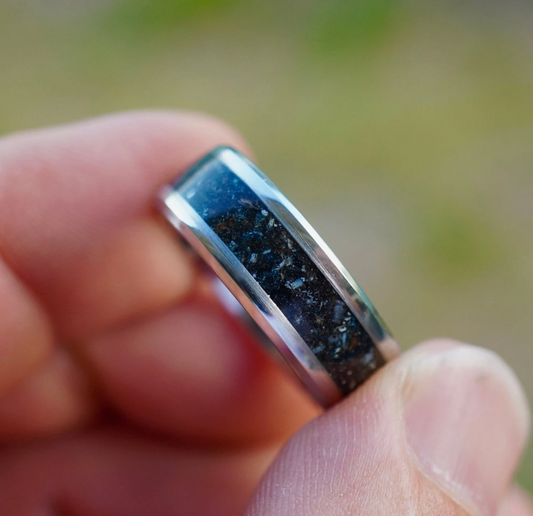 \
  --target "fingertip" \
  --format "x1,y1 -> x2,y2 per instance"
400,344 -> 530,516
246,340 -> 530,516
0,110 -> 253,341
0,109 -> 252,270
